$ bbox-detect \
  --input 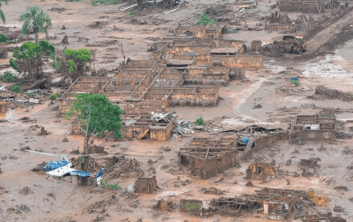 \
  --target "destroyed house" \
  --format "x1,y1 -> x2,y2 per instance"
163,34 -> 262,69
135,176 -> 158,193
209,197 -> 261,216
173,24 -> 224,38
279,0 -> 338,13
292,114 -> 336,141
58,76 -> 110,113
184,188 -> 305,219
250,188 -> 305,220
246,162 -> 276,179
299,214 -> 347,222
122,114 -> 173,140
178,136 -> 240,179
